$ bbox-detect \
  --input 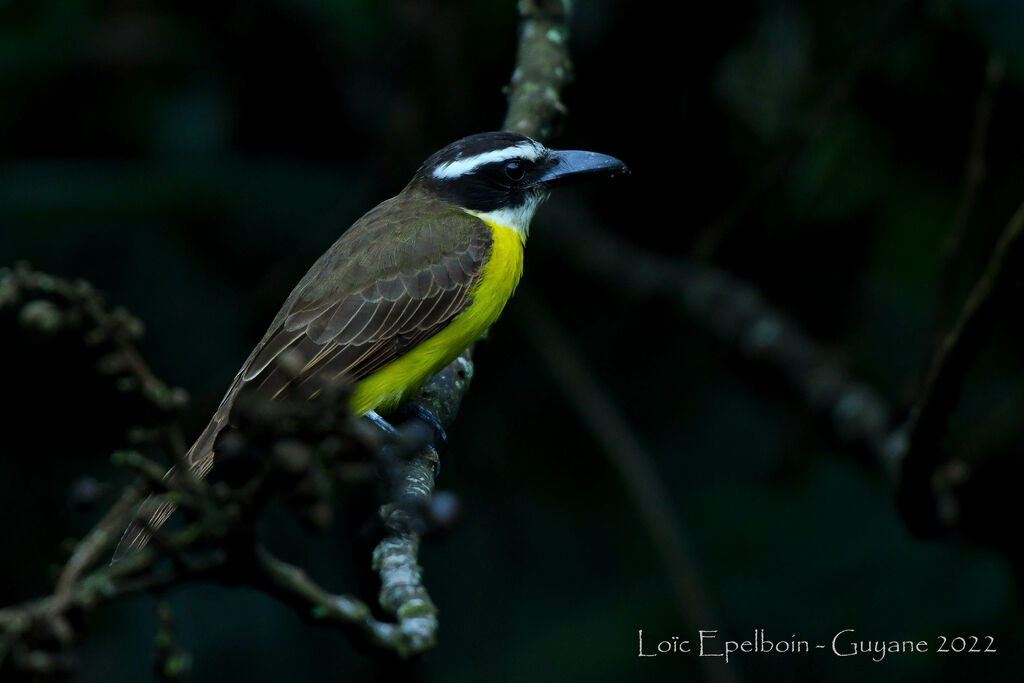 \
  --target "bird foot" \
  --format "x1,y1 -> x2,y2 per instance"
365,406 -> 447,477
